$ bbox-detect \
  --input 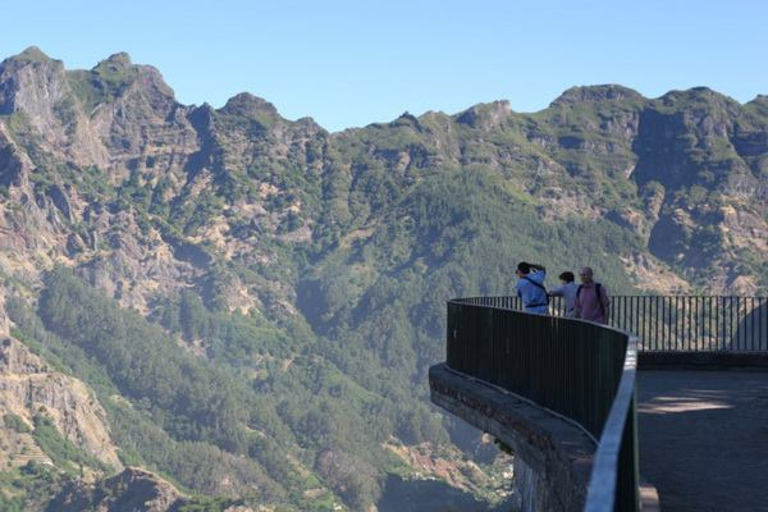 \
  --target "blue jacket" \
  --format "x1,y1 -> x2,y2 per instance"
516,270 -> 548,314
